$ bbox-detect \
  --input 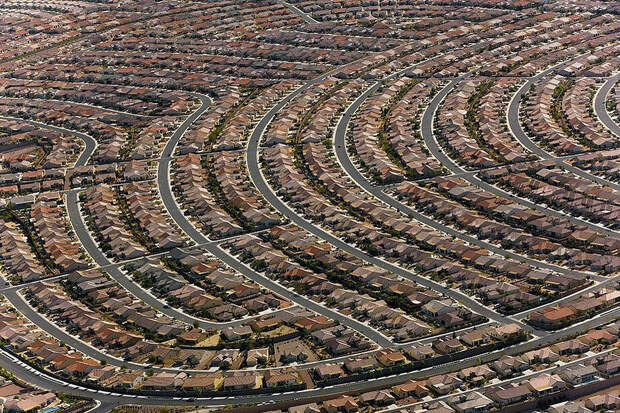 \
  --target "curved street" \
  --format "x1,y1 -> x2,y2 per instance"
242,77 -> 525,332
0,306 -> 616,410
0,9 -> 618,411
419,78 -> 619,237
0,66 -> 616,412
507,56 -> 620,191
156,92 -> 394,347
419,78 -> 613,279
593,72 -> 620,137
2,107 -> 271,330
331,73 -> 616,316
0,116 -> 98,167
